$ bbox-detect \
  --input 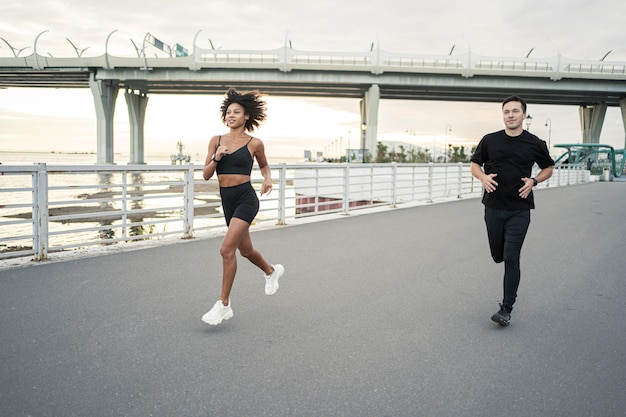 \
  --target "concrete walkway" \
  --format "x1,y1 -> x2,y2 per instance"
1,182 -> 625,417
